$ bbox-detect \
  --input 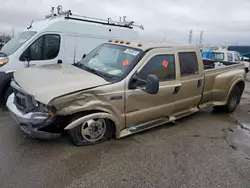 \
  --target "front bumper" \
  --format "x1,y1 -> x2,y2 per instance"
6,93 -> 61,139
